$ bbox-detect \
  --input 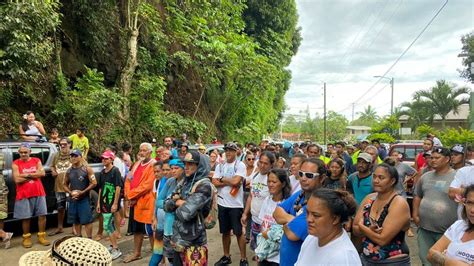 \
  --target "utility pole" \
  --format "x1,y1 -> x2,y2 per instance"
470,92 -> 474,130
390,77 -> 394,115
351,102 -> 355,121
324,82 -> 327,146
